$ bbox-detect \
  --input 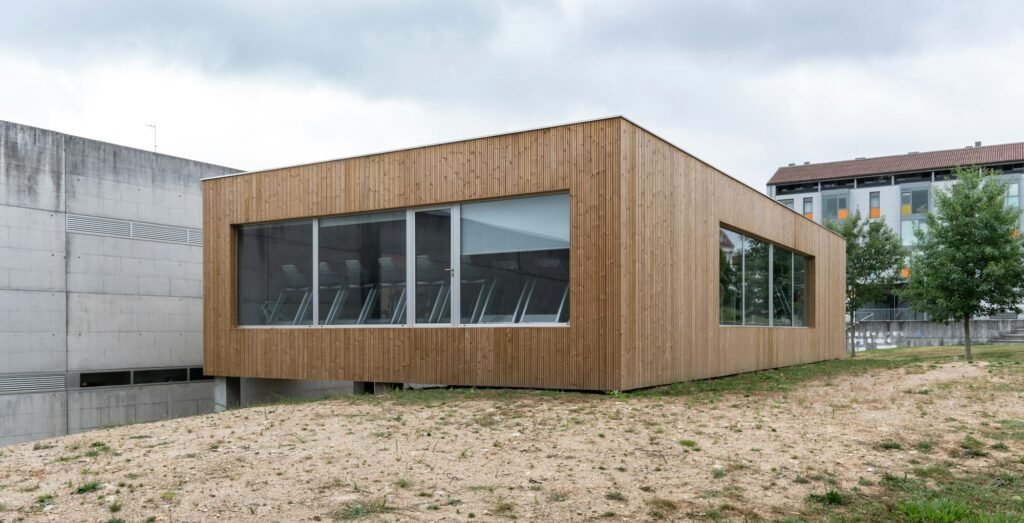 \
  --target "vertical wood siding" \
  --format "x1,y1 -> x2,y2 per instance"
204,119 -> 622,390
203,117 -> 844,391
618,120 -> 846,390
